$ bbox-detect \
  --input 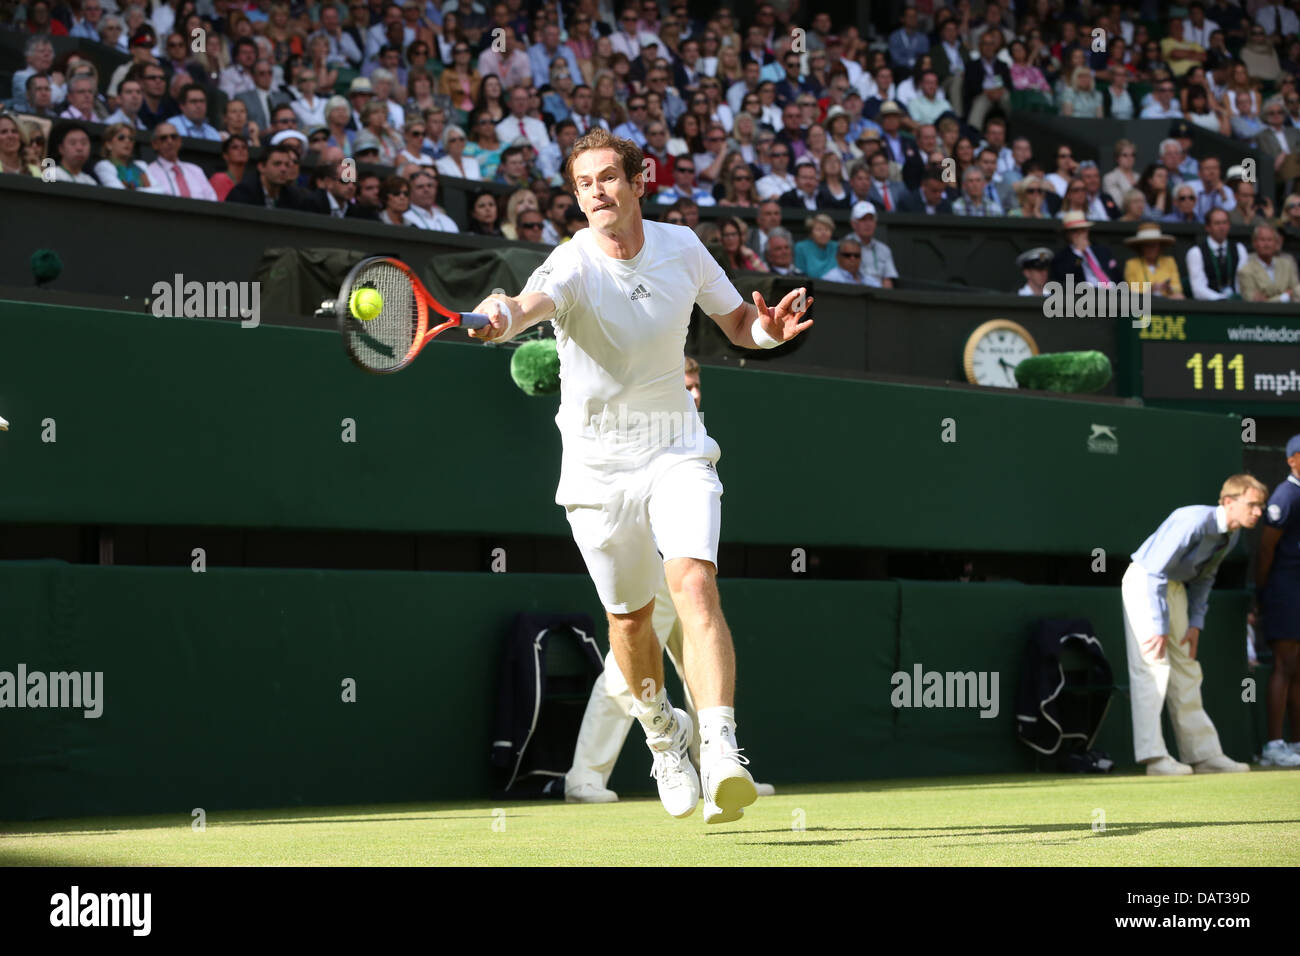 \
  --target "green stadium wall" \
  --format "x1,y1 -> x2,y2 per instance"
0,563 -> 1258,821
0,300 -> 1245,554
0,302 -> 1266,821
